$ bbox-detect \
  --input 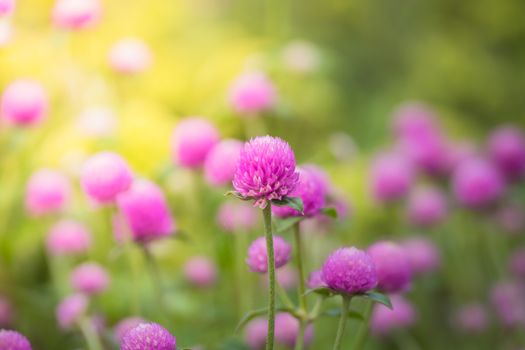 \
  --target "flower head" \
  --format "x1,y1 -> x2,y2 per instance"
113,317 -> 146,344
46,220 -> 91,256
371,295 -> 416,336
275,312 -> 314,348
170,117 -> 219,168
70,262 -> 110,295
1,79 -> 48,127
52,0 -> 101,30
204,139 -> 243,186
488,125 -> 525,181
109,38 -> 152,75
56,294 -> 88,330
306,270 -> 325,289
407,186 -> 448,227
216,201 -> 258,233
401,238 -> 440,276
392,102 -> 438,140
120,323 -> 176,350
0,0 -> 15,17
509,248 -> 525,279
244,317 -> 267,350
321,247 -> 377,294
370,152 -> 414,202
183,256 -> 217,288
0,329 -> 32,350
228,71 -> 276,115
233,136 -> 299,208
490,281 -> 525,328
452,303 -> 488,333
368,241 -> 412,293
25,169 -> 70,216
246,235 -> 291,273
